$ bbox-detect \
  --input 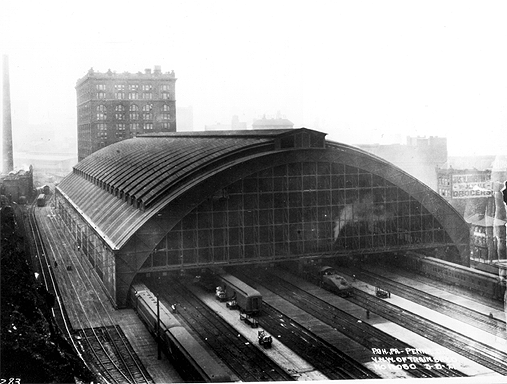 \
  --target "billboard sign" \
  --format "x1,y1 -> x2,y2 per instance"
451,174 -> 492,199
